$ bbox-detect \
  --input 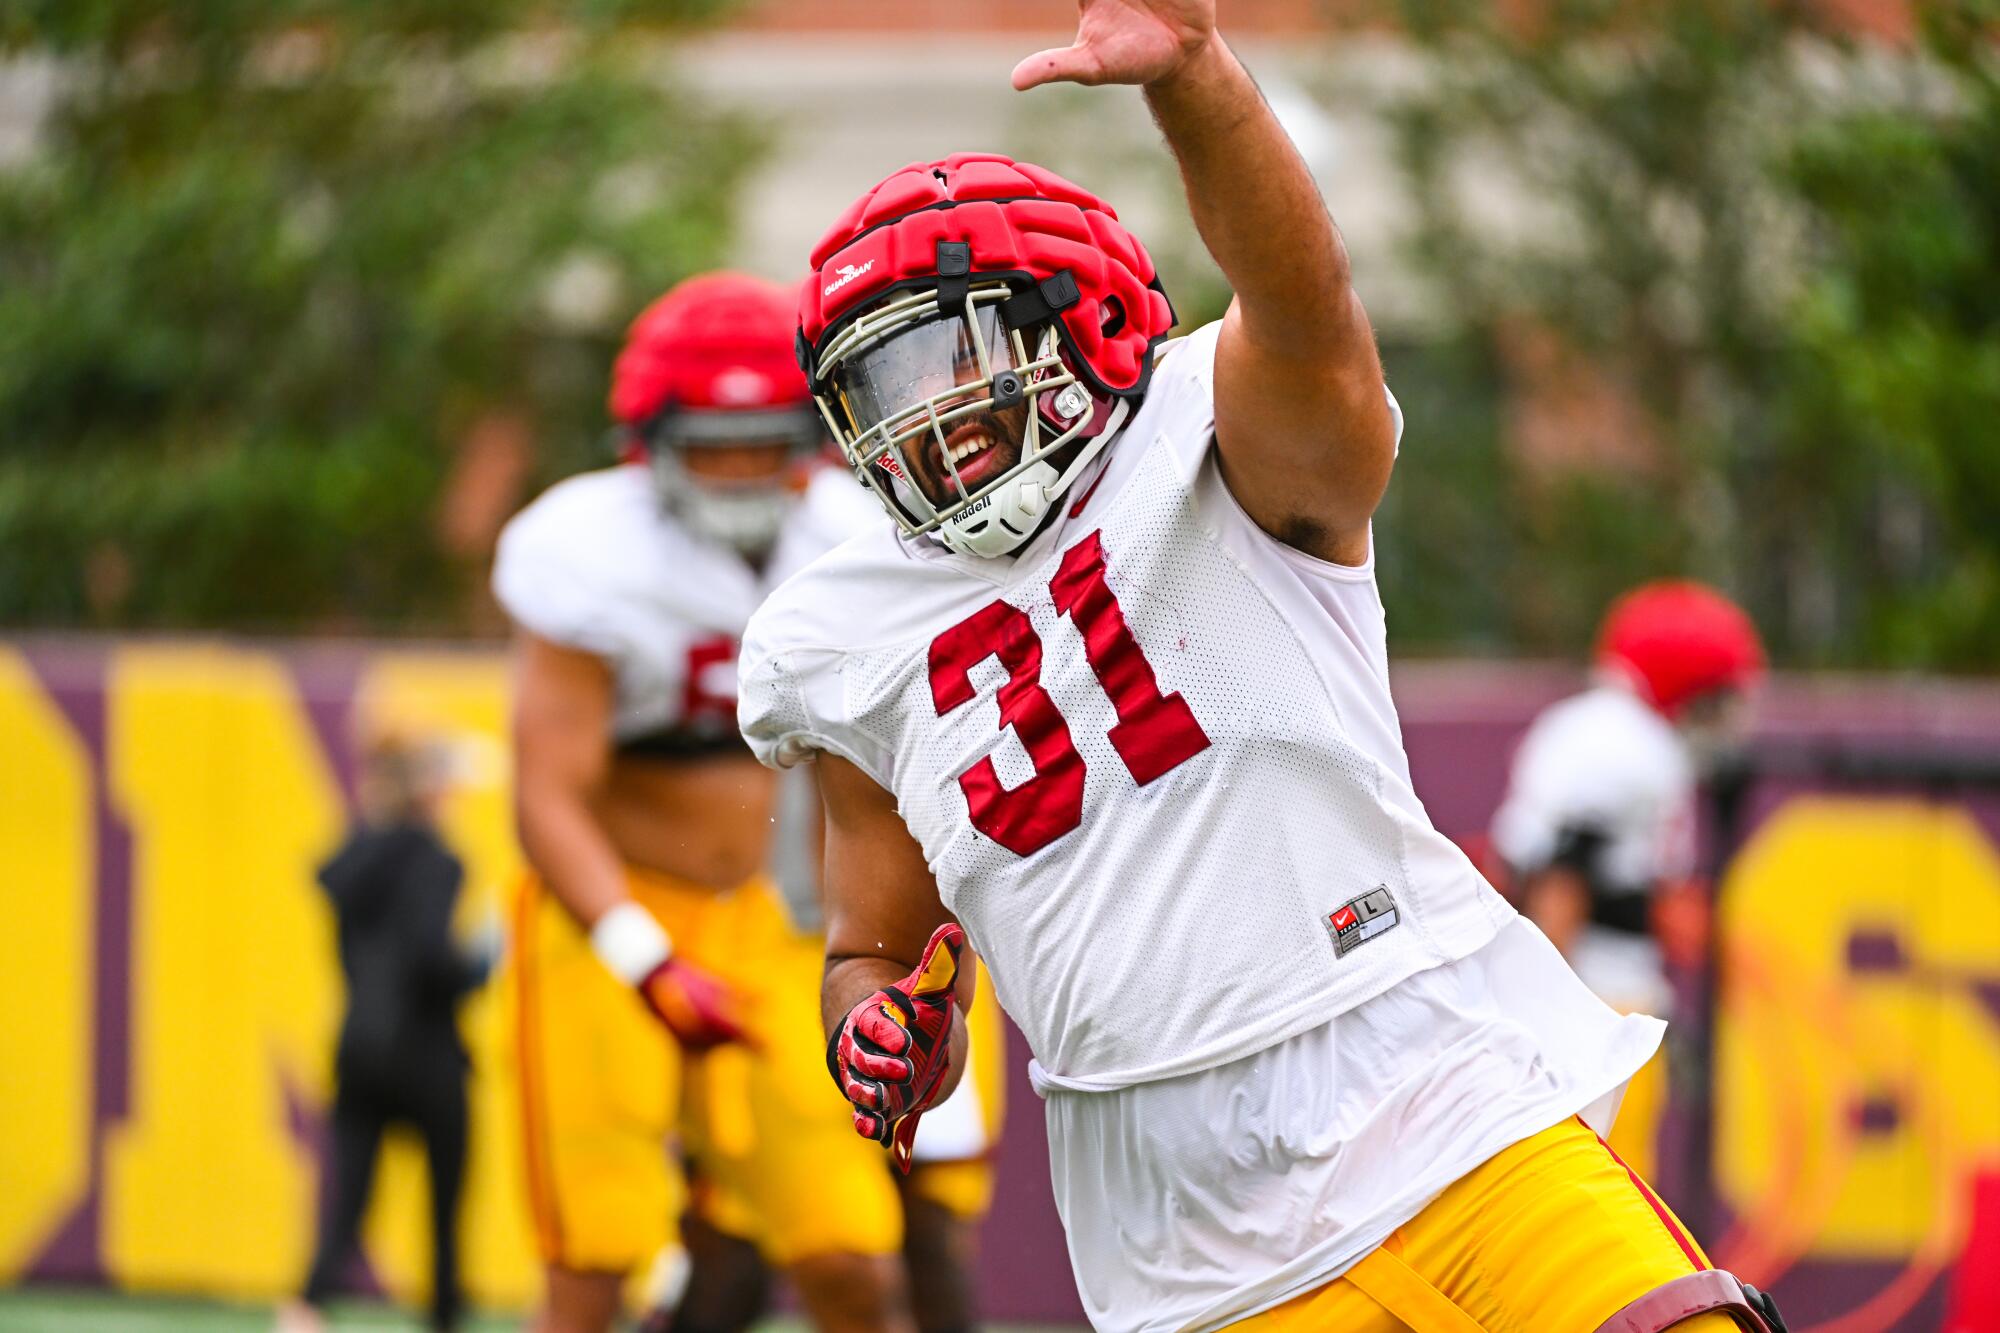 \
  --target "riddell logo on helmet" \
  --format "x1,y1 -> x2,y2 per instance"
824,261 -> 875,297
